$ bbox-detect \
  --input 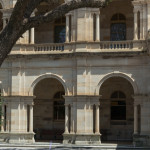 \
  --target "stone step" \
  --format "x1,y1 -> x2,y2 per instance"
0,143 -> 150,150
